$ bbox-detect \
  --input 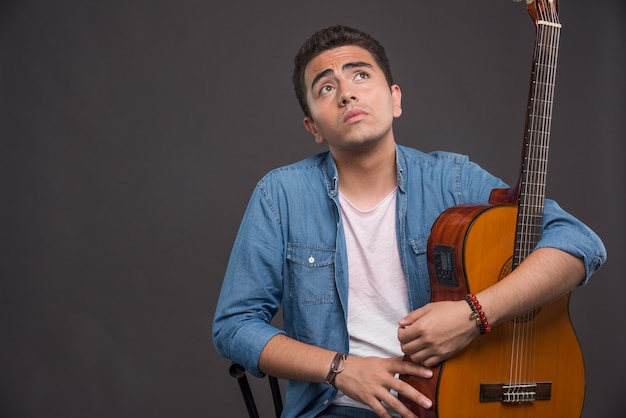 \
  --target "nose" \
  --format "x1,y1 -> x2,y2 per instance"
340,95 -> 356,106
338,86 -> 357,106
